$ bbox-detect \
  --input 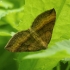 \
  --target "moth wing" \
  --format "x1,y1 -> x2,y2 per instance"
5,30 -> 30,52
5,30 -> 45,52
31,8 -> 56,47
